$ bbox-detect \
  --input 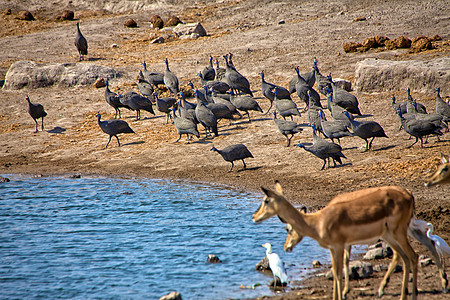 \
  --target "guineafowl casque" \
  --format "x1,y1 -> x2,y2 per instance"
74,22 -> 88,61
26,96 -> 47,132
96,113 -> 135,149
343,111 -> 388,151
211,144 -> 254,172
273,111 -> 303,147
